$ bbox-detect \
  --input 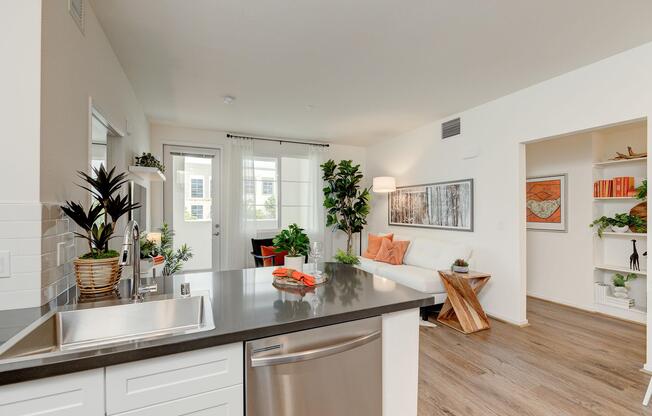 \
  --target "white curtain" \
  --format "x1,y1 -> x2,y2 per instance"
223,137 -> 256,270
306,145 -> 330,261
